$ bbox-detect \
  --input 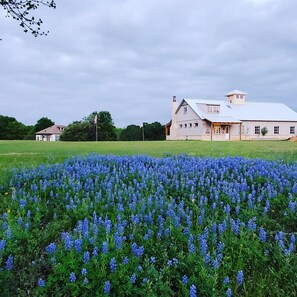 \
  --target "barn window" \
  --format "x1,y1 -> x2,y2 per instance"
274,126 -> 279,134
255,126 -> 260,134
290,126 -> 295,134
